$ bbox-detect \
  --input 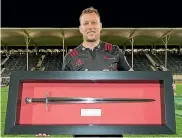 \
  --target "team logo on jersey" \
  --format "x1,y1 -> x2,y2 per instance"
72,58 -> 84,71
104,55 -> 108,60
75,59 -> 84,66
